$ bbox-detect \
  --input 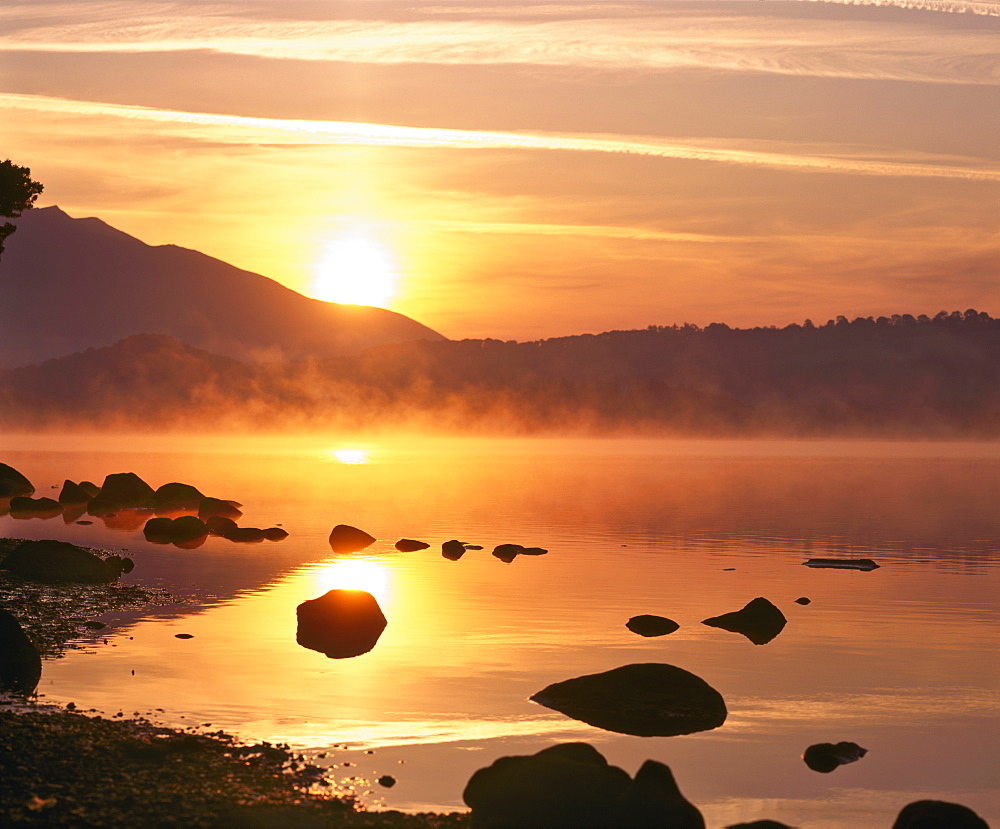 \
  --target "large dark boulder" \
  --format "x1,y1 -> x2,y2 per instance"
626,615 -> 680,637
0,606 -> 42,695
143,515 -> 208,544
151,482 -> 205,510
802,741 -> 867,773
143,516 -> 175,542
296,589 -> 387,658
893,800 -> 989,828
0,539 -> 122,584
0,463 -> 33,497
328,524 -> 375,554
205,515 -> 238,537
58,480 -> 93,505
530,663 -> 727,737
94,472 -> 155,508
463,743 -> 704,829
702,597 -> 787,645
